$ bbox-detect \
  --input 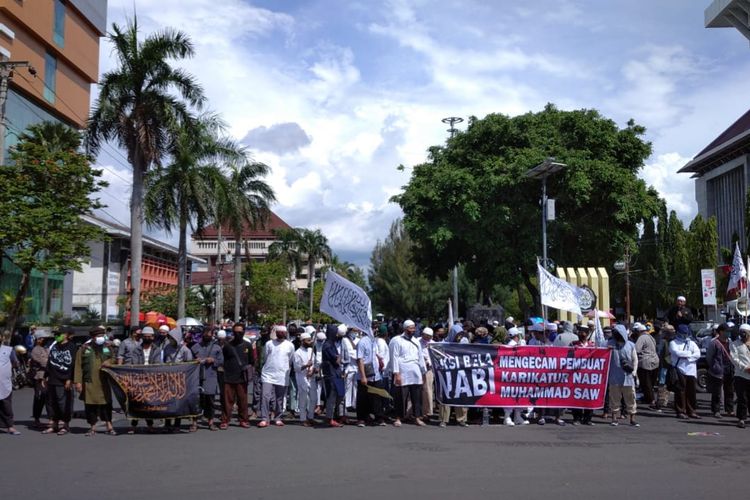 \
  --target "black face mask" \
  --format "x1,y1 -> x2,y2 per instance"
142,338 -> 153,346
202,336 -> 212,343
